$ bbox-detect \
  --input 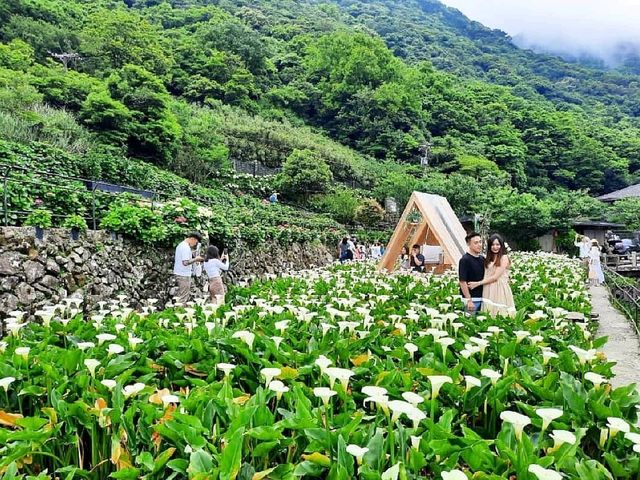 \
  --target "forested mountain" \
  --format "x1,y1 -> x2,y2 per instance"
1,0 -> 640,243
